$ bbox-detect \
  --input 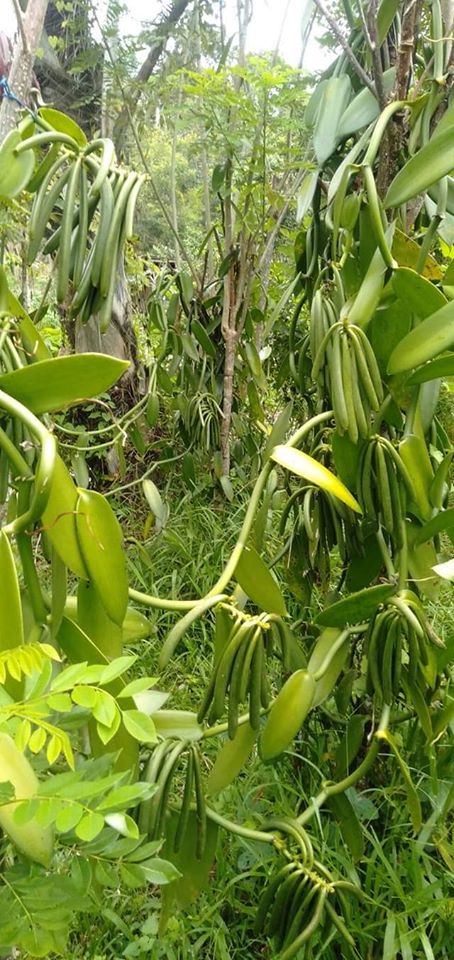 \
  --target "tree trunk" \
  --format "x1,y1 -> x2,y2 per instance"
112,0 -> 192,157
0,0 -> 49,140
